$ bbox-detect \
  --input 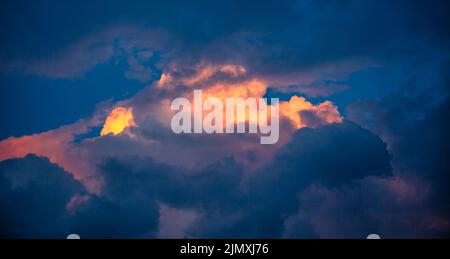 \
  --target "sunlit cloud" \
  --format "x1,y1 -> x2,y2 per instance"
0,62 -> 343,195
280,96 -> 342,129
0,118 -> 103,193
156,64 -> 342,132
100,107 -> 137,136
